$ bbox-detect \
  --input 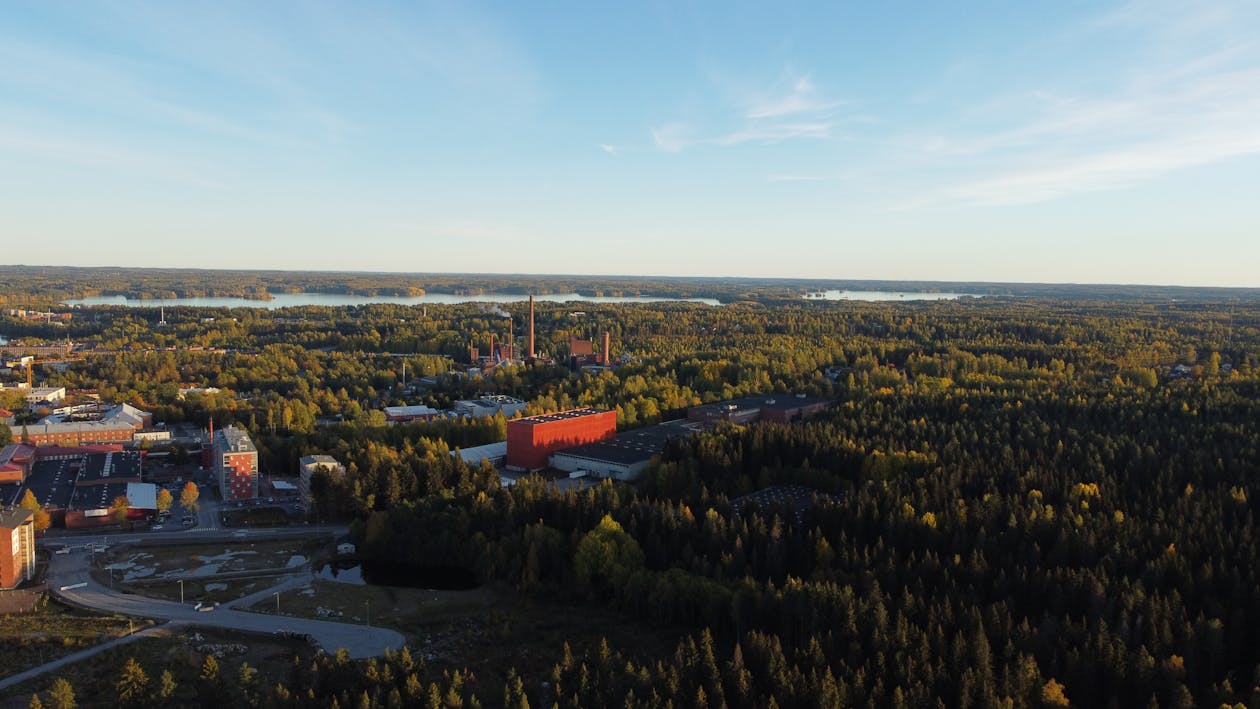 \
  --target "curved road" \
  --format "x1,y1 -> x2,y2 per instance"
44,540 -> 405,661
